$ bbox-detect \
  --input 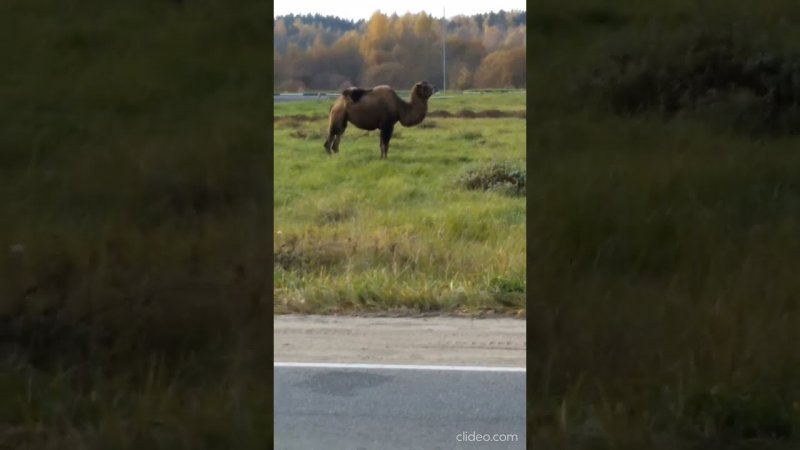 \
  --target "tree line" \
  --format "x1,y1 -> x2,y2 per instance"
274,10 -> 526,91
